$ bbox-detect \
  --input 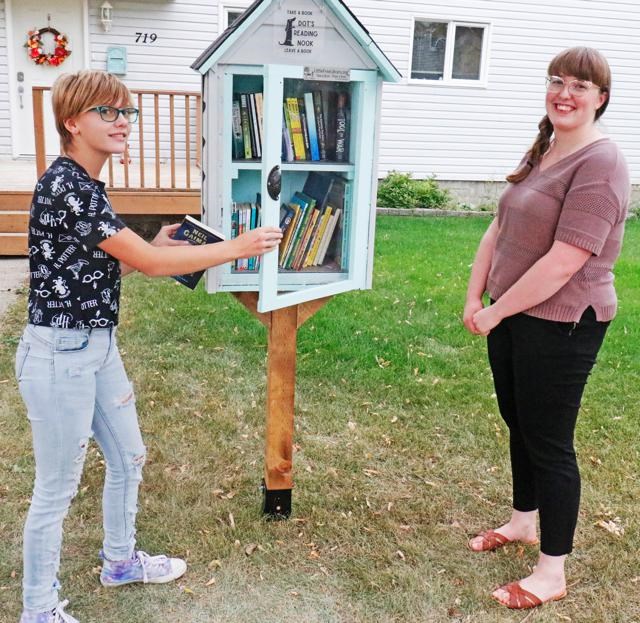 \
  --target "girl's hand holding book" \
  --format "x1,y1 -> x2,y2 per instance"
232,226 -> 282,259
151,223 -> 191,247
